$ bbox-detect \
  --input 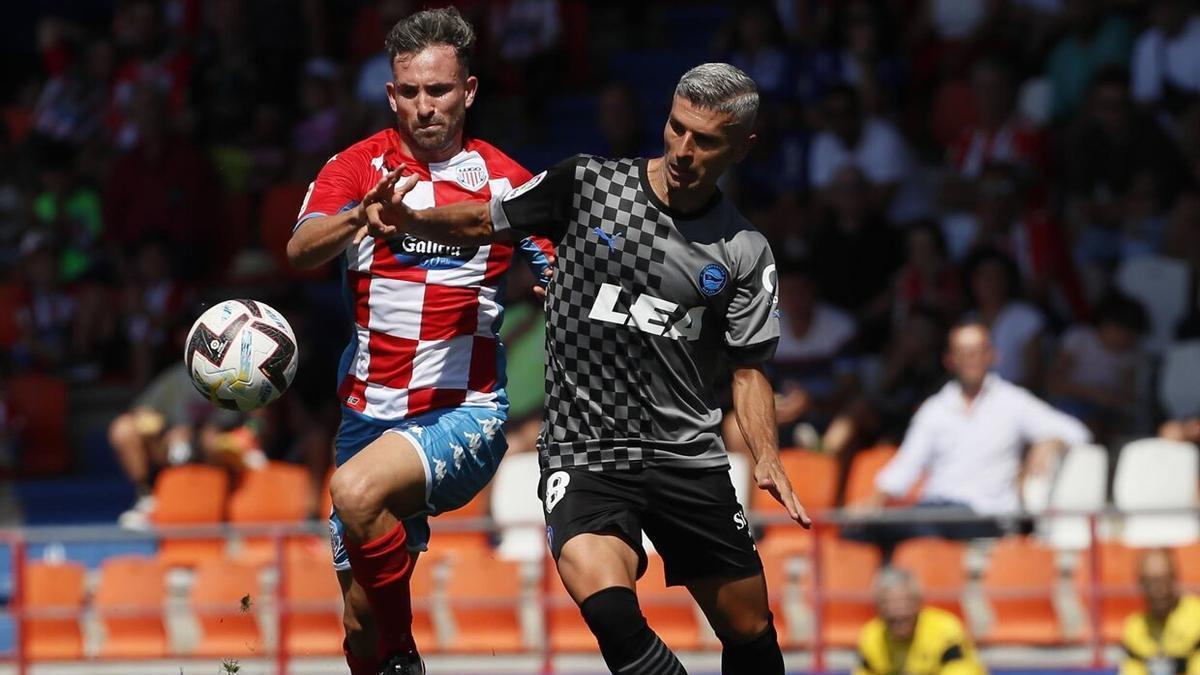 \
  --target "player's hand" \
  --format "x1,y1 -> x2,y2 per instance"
353,166 -> 420,244
533,262 -> 554,301
755,457 -> 811,528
